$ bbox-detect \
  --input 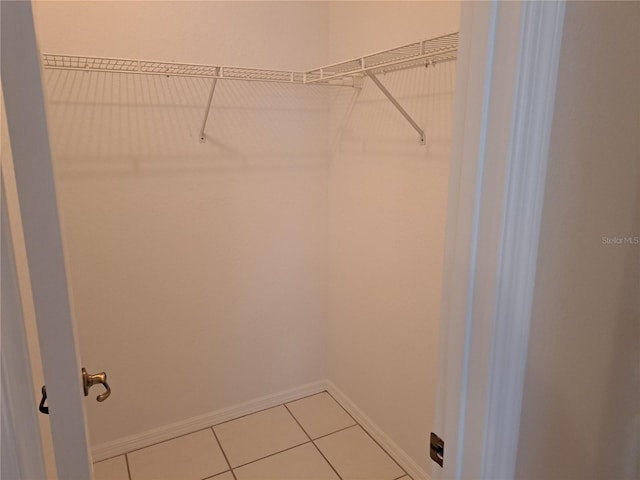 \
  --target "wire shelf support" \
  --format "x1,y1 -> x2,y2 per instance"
41,32 -> 458,145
